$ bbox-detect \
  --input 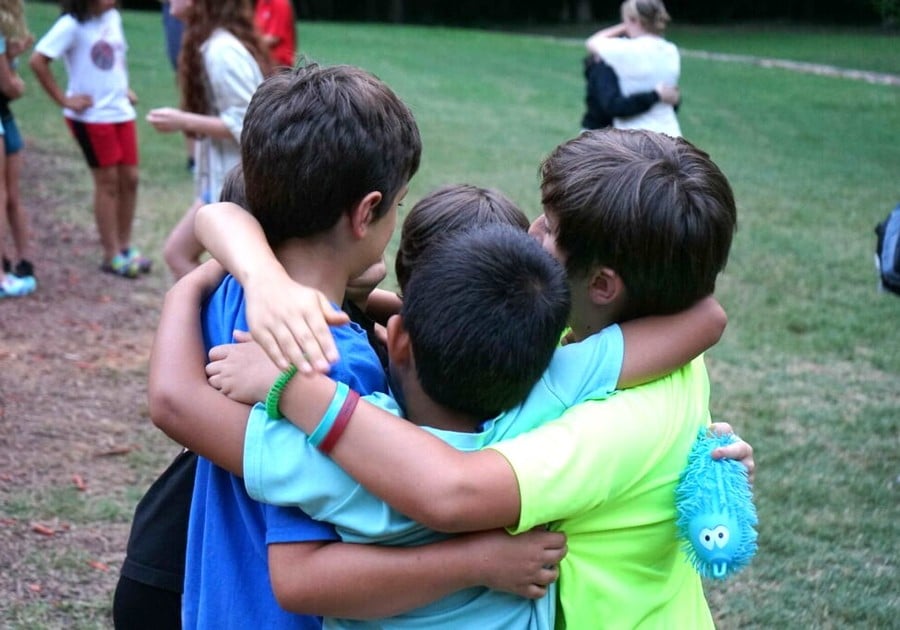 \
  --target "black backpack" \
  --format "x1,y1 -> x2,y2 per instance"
875,203 -> 900,295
